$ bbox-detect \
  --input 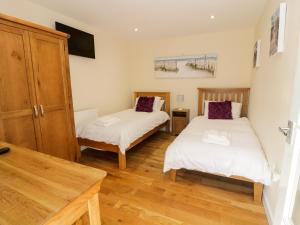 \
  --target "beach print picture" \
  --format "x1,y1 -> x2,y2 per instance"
269,2 -> 287,56
253,40 -> 261,68
154,54 -> 217,78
